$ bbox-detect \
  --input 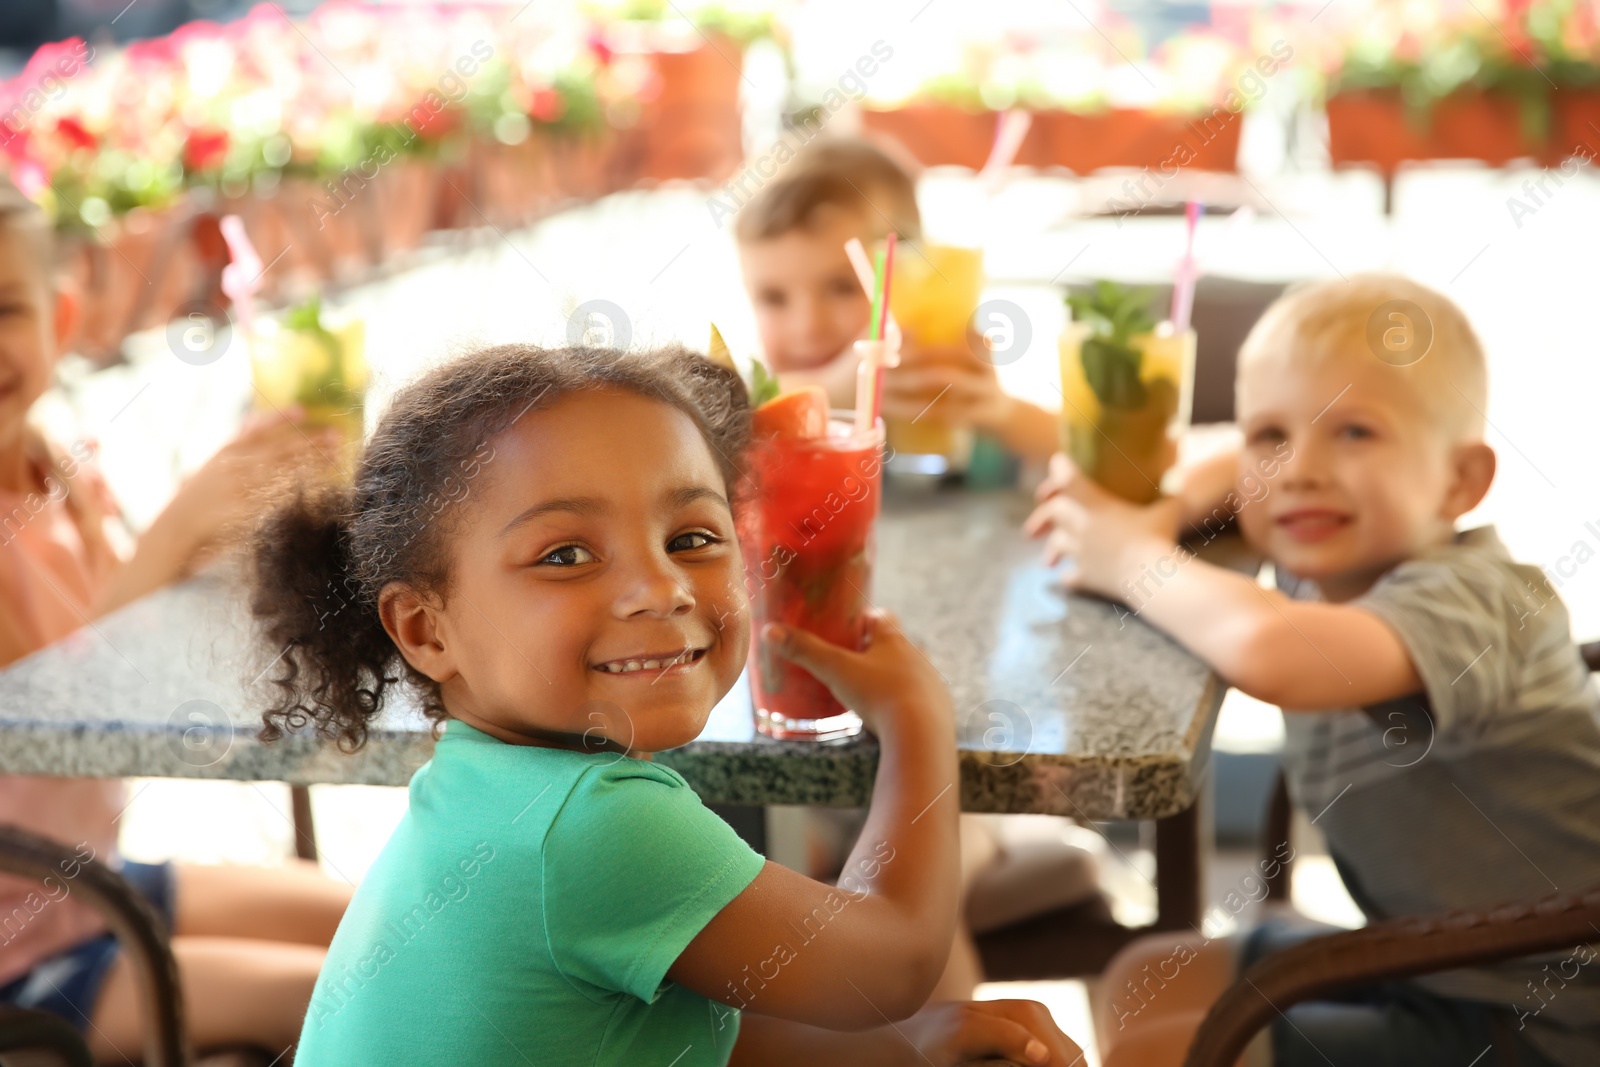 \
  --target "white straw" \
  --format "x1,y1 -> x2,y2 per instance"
854,341 -> 879,437
844,238 -> 876,297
